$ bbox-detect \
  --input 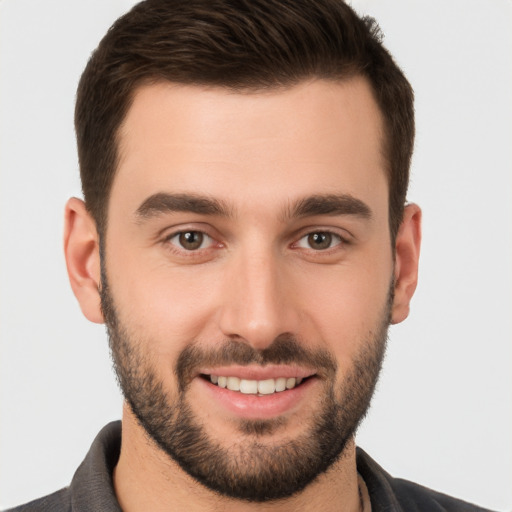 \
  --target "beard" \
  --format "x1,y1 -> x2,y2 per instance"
101,271 -> 390,502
